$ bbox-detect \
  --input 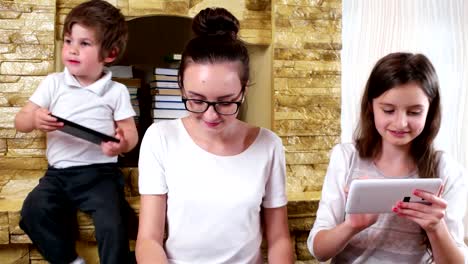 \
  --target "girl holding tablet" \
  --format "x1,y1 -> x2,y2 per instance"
308,52 -> 468,263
